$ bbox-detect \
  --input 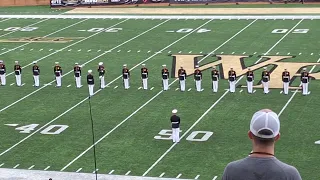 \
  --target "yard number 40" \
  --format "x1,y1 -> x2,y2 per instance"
15,124 -> 68,135
154,129 -> 213,142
